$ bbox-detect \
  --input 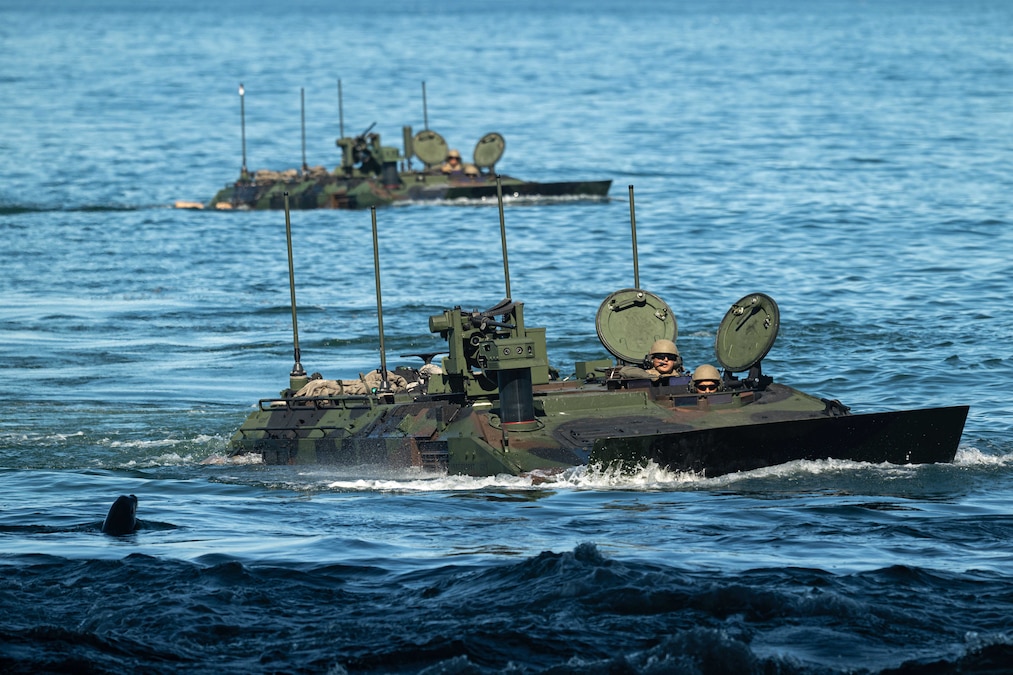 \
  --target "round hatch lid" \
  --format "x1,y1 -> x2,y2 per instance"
715,292 -> 779,372
413,129 -> 448,166
473,132 -> 505,168
596,288 -> 677,364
